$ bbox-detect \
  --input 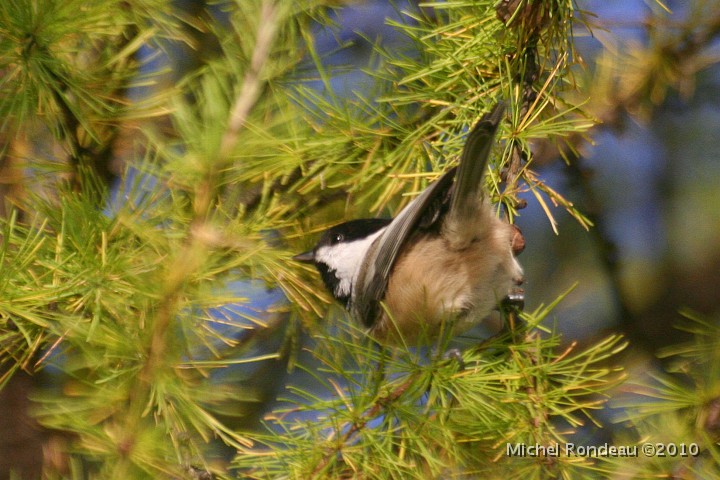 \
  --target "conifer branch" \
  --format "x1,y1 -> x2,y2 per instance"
112,3 -> 289,470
